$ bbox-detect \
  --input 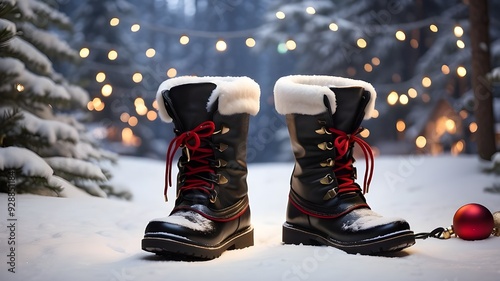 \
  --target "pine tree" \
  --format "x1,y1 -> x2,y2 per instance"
0,0 -> 129,199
